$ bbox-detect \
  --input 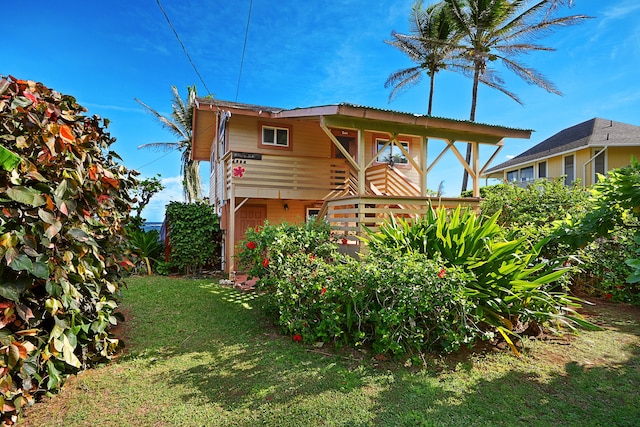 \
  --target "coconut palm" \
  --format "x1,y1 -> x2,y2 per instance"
446,0 -> 590,192
385,1 -> 461,115
386,0 -> 523,115
136,86 -> 202,203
